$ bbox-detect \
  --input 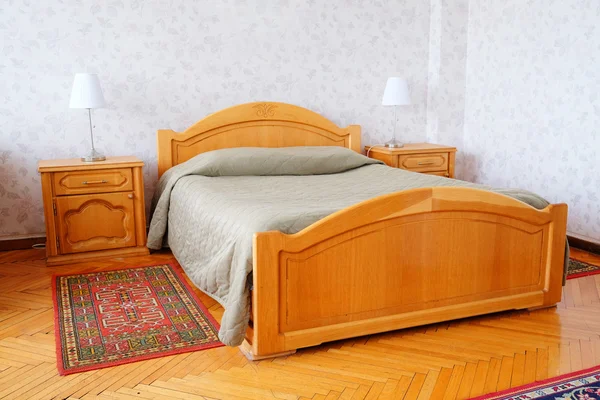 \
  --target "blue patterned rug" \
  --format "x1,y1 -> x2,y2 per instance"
470,365 -> 600,399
